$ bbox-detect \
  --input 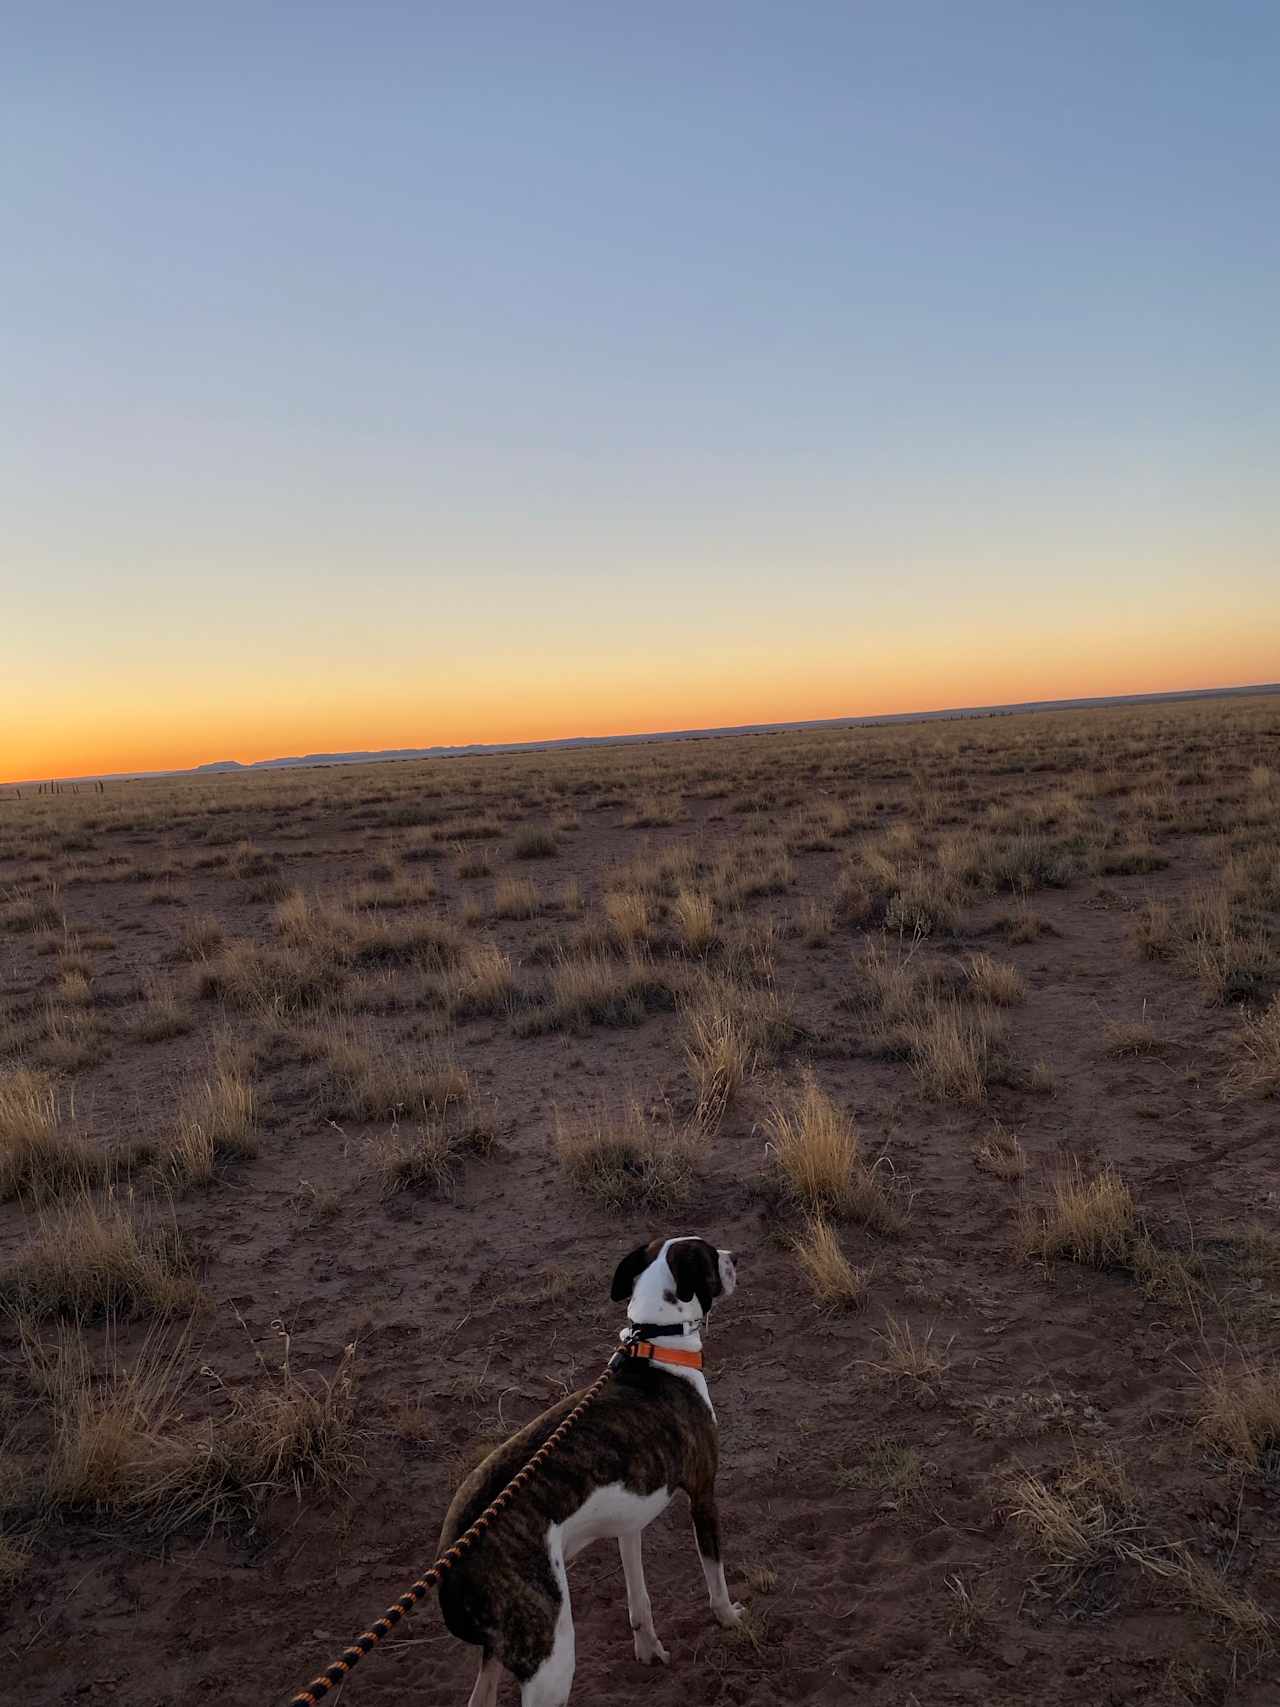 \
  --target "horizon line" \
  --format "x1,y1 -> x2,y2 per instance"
6,678 -> 1279,792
